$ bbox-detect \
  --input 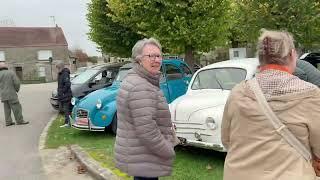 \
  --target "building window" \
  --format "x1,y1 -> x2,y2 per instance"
38,50 -> 52,61
0,51 -> 5,61
233,50 -> 239,58
38,66 -> 46,77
